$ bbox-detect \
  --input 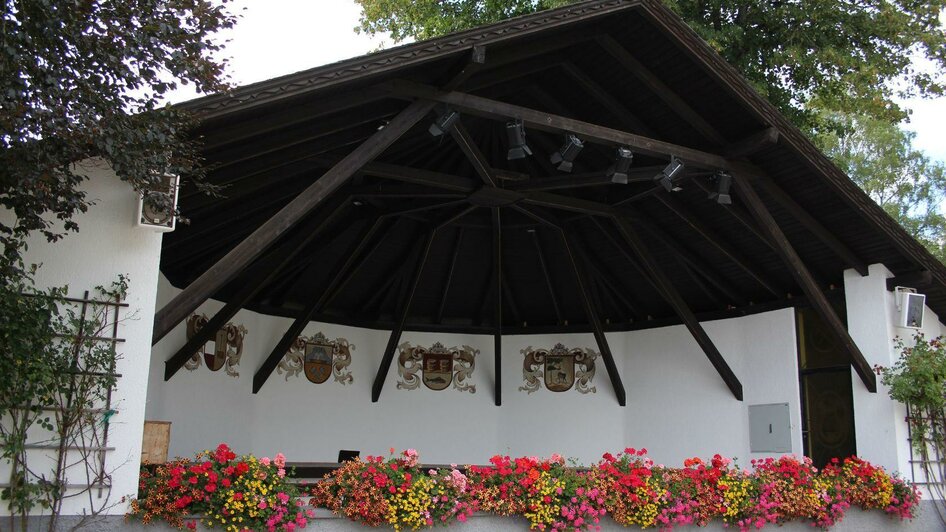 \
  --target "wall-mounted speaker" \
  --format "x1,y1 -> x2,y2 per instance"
136,173 -> 179,232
